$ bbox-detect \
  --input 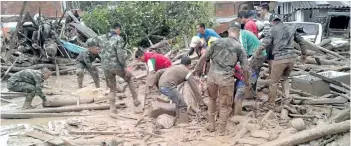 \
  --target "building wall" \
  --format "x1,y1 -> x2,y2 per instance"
215,2 -> 236,17
1,1 -> 63,17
